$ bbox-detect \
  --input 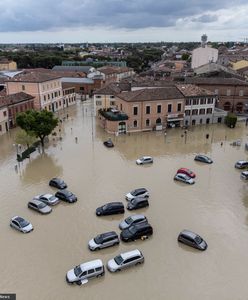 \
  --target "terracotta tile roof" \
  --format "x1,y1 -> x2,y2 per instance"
94,82 -> 130,95
7,71 -> 62,83
176,84 -> 215,97
0,92 -> 34,105
185,77 -> 248,86
98,66 -> 133,75
116,87 -> 184,102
